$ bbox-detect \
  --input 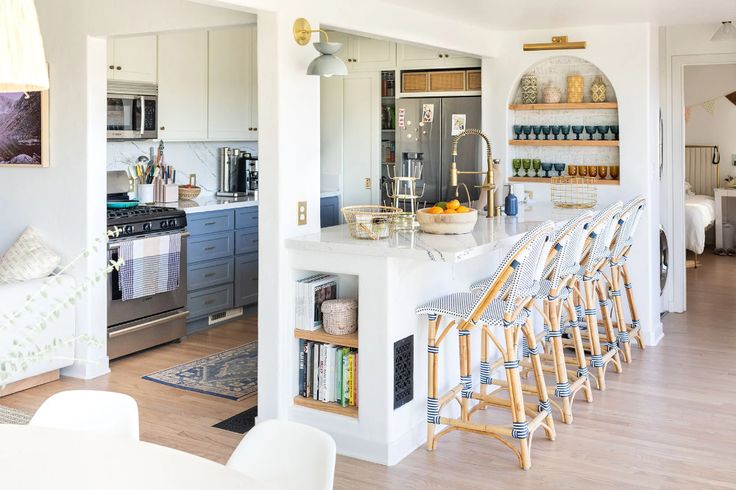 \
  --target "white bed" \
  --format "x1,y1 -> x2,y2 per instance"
685,193 -> 715,254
